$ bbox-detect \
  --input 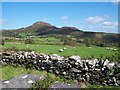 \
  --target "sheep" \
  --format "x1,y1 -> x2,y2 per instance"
106,47 -> 109,50
59,48 -> 67,52
113,49 -> 117,51
109,48 -> 113,50
59,49 -> 64,52
63,47 -> 66,50
26,45 -> 29,48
